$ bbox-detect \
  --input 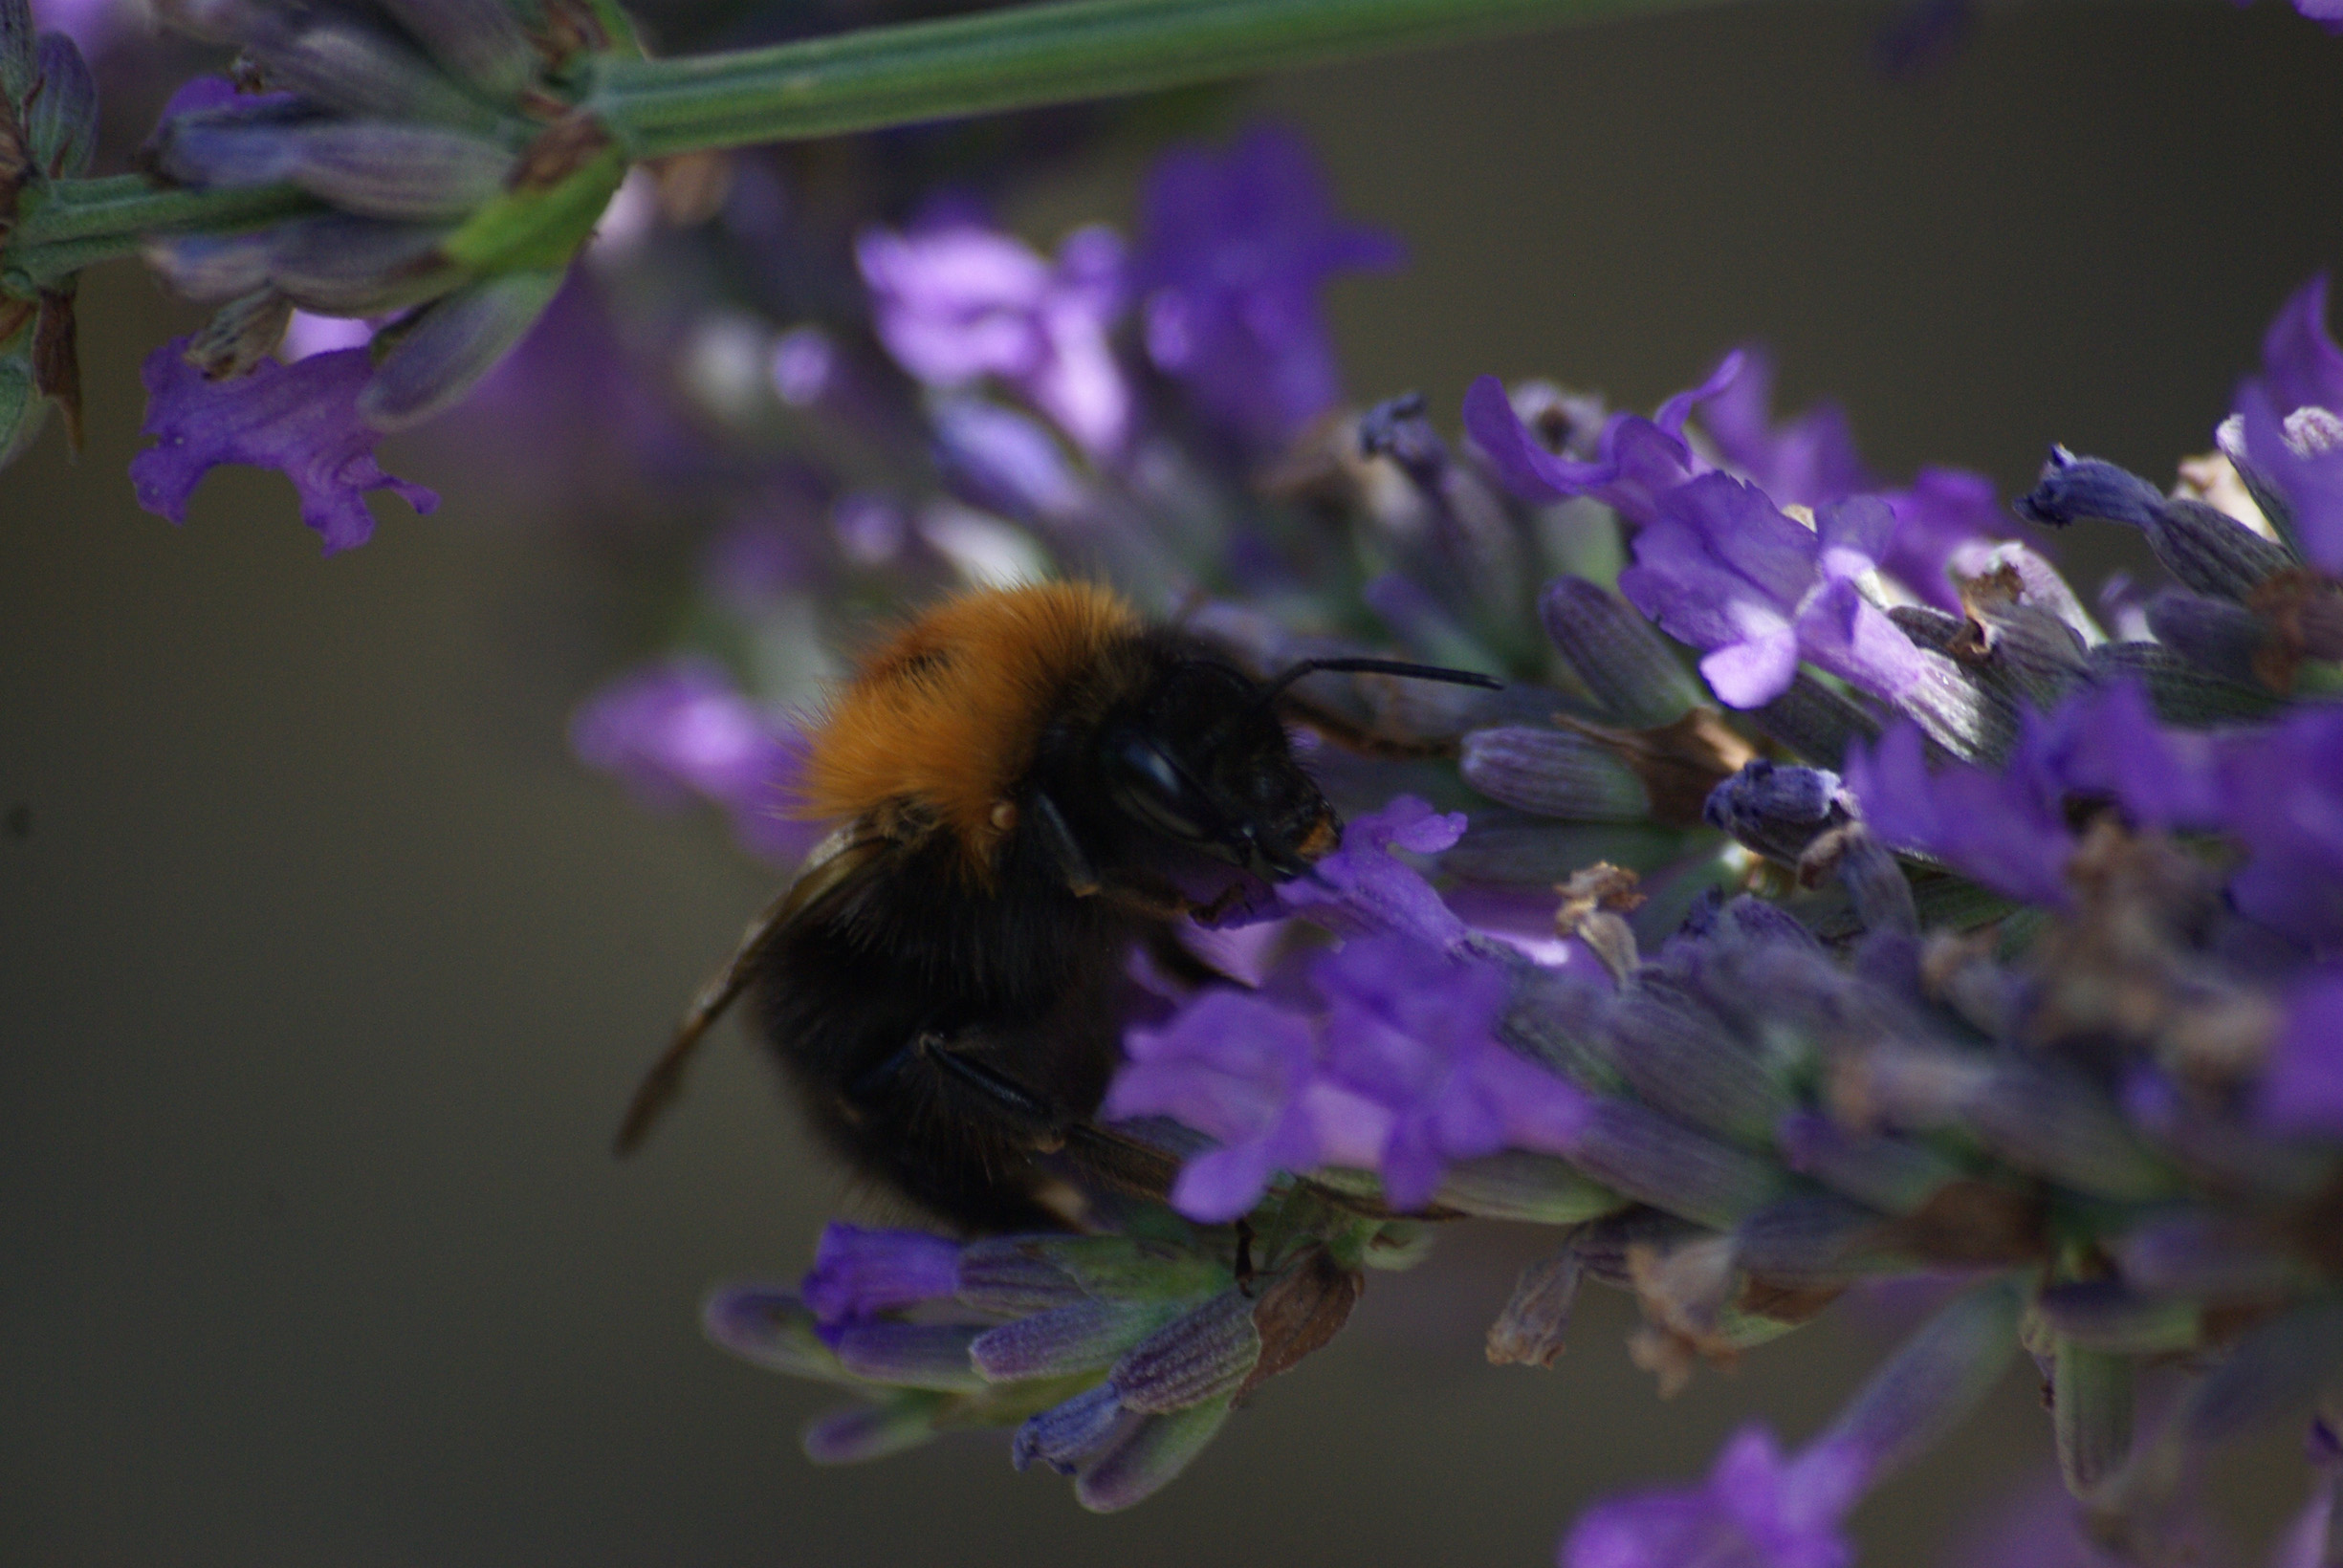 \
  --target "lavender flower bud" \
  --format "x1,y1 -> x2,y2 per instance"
27,33 -> 94,179
1433,1150 -> 1625,1225
1486,1248 -> 1583,1368
0,0 -> 31,103
361,267 -> 565,428
2054,1340 -> 2135,1495
1107,1290 -> 1260,1414
801,1225 -> 962,1322
1460,726 -> 1650,821
2032,1279 -> 2201,1355
1012,1384 -> 1125,1473
1072,1398 -> 1233,1513
1704,759 -> 1849,864
263,214 -> 457,314
184,287 -> 294,378
821,1321 -> 989,1392
374,0 -> 536,99
2020,447 -> 2295,602
239,16 -> 502,129
1540,577 -> 1706,729
700,1286 -> 849,1383
2143,588 -> 2274,687
1810,1274 -> 2025,1487
1804,824 -> 1917,936
803,1395 -> 945,1464
1562,1098 -> 1789,1230
2215,412 -> 2306,559
970,1300 -> 1180,1383
953,1241 -> 1088,1315
2089,640 -> 2284,724
1729,1193 -> 1908,1287
1596,988 -> 1797,1144
1775,1111 -> 1963,1215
